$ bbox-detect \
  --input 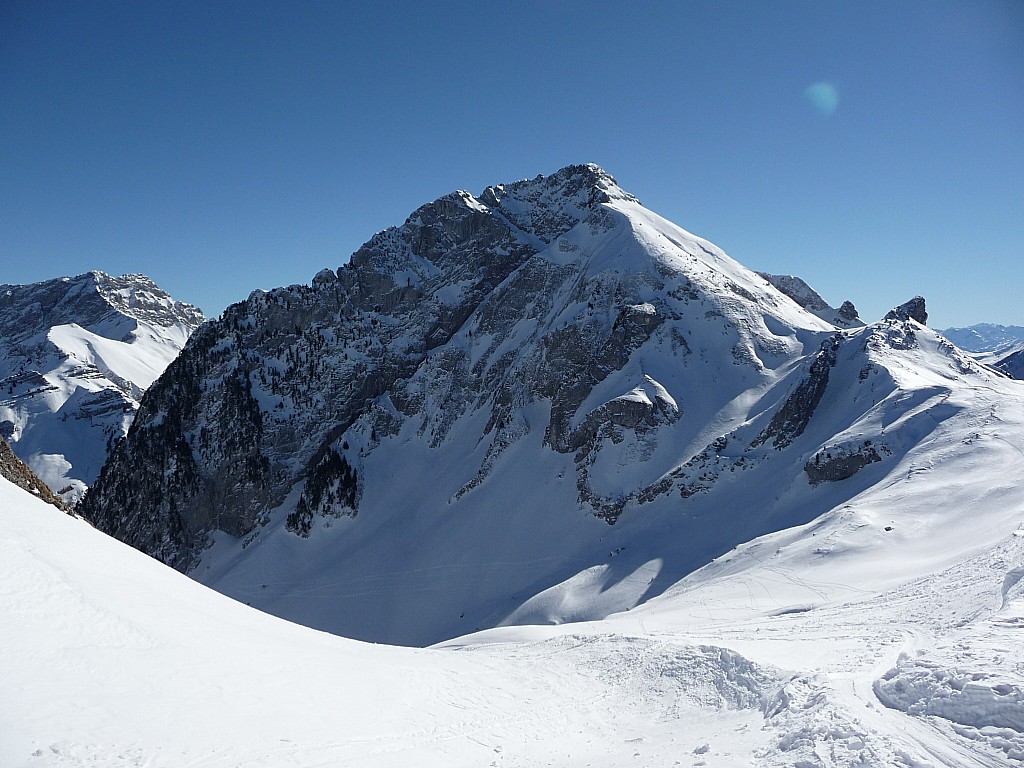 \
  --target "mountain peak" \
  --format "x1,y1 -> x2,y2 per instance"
475,163 -> 639,244
91,271 -> 206,329
885,296 -> 928,325
0,271 -> 205,340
